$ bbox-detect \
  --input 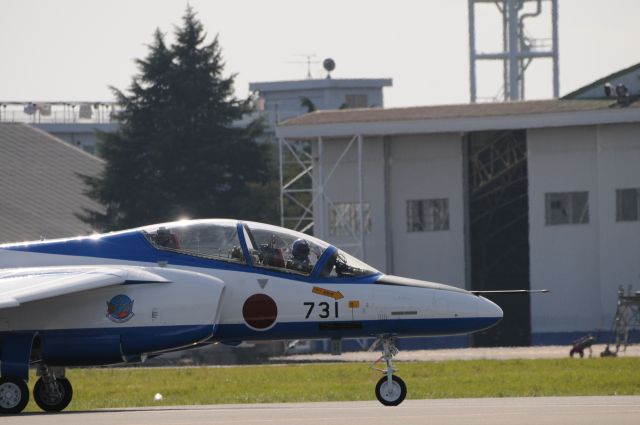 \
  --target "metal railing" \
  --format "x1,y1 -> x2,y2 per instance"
0,102 -> 119,124
0,102 -> 312,129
